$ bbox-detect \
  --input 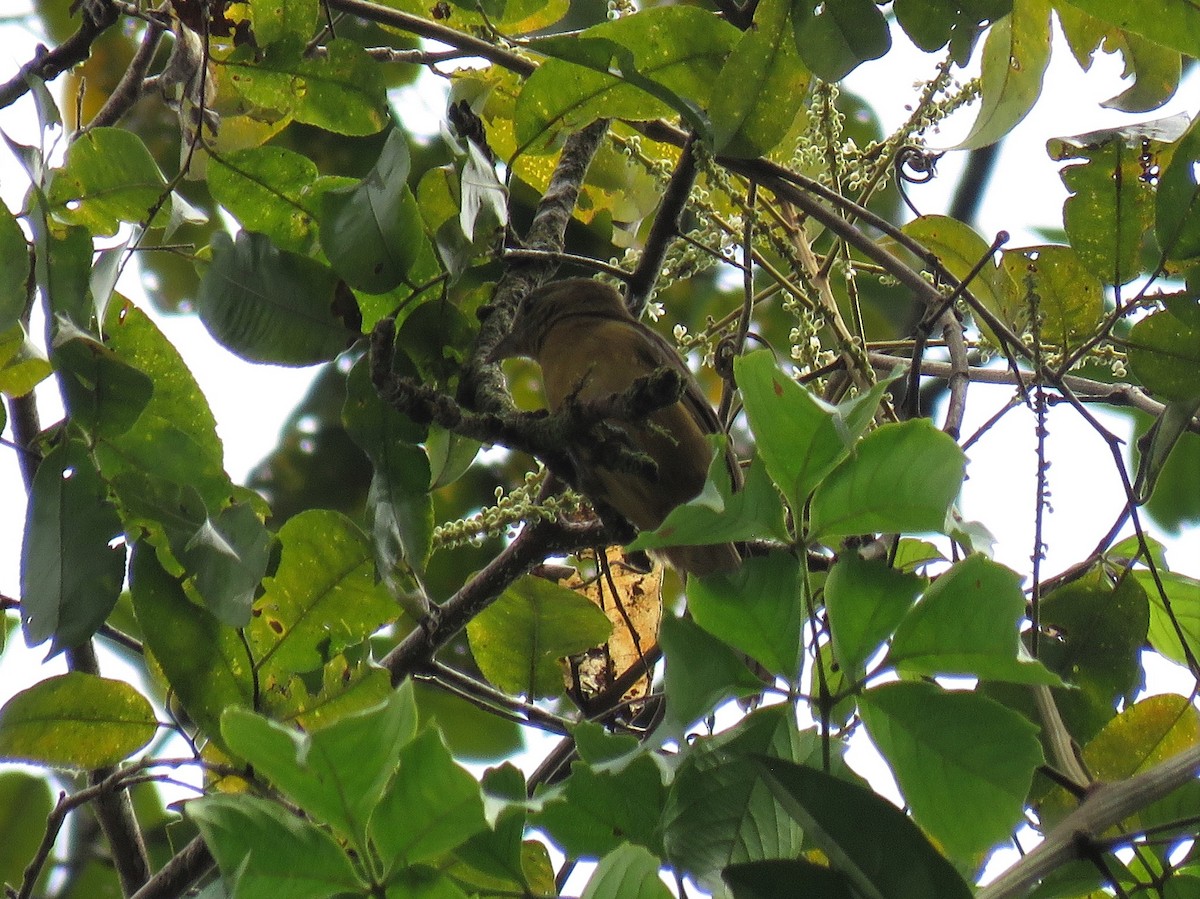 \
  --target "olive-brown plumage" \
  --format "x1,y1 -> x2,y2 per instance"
490,279 -> 741,576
